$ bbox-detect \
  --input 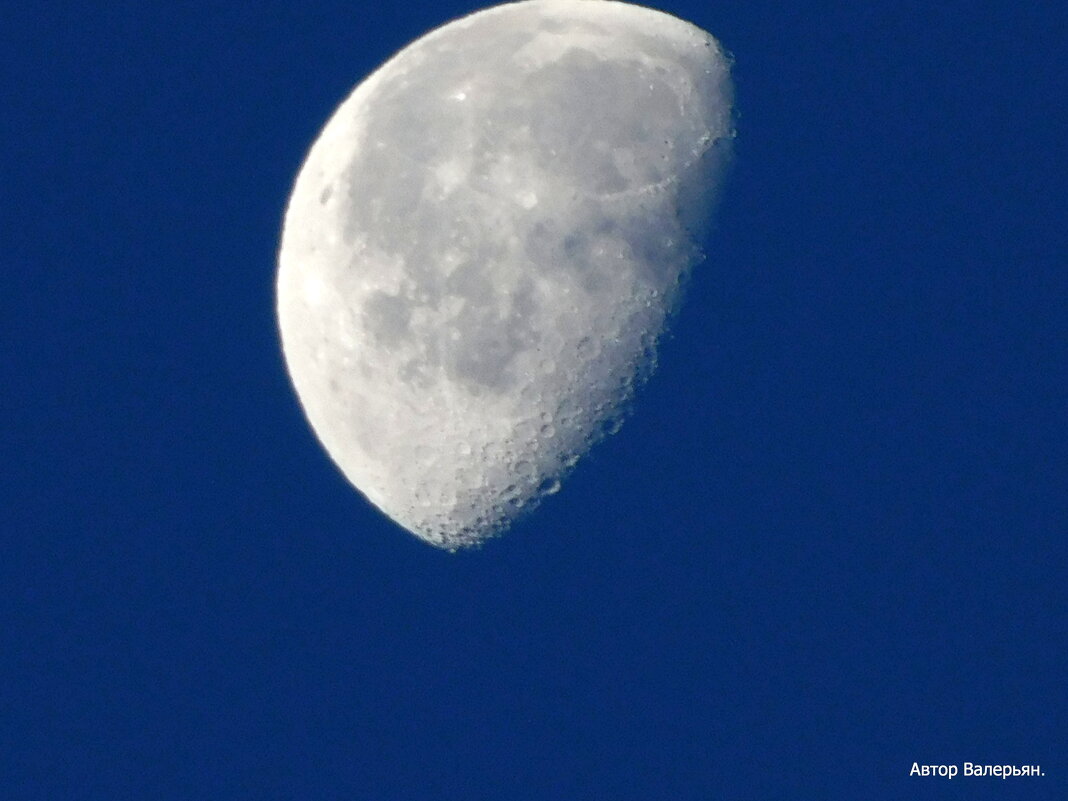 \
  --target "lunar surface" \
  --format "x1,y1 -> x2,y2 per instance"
277,0 -> 734,549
